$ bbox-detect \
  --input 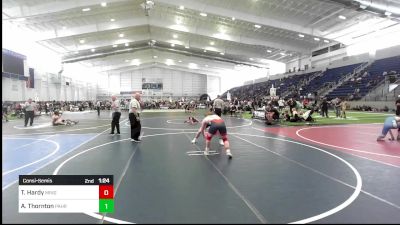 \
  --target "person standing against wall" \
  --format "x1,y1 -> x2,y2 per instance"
129,93 -> 142,142
23,98 -> 36,127
110,96 -> 121,135
96,100 -> 101,116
